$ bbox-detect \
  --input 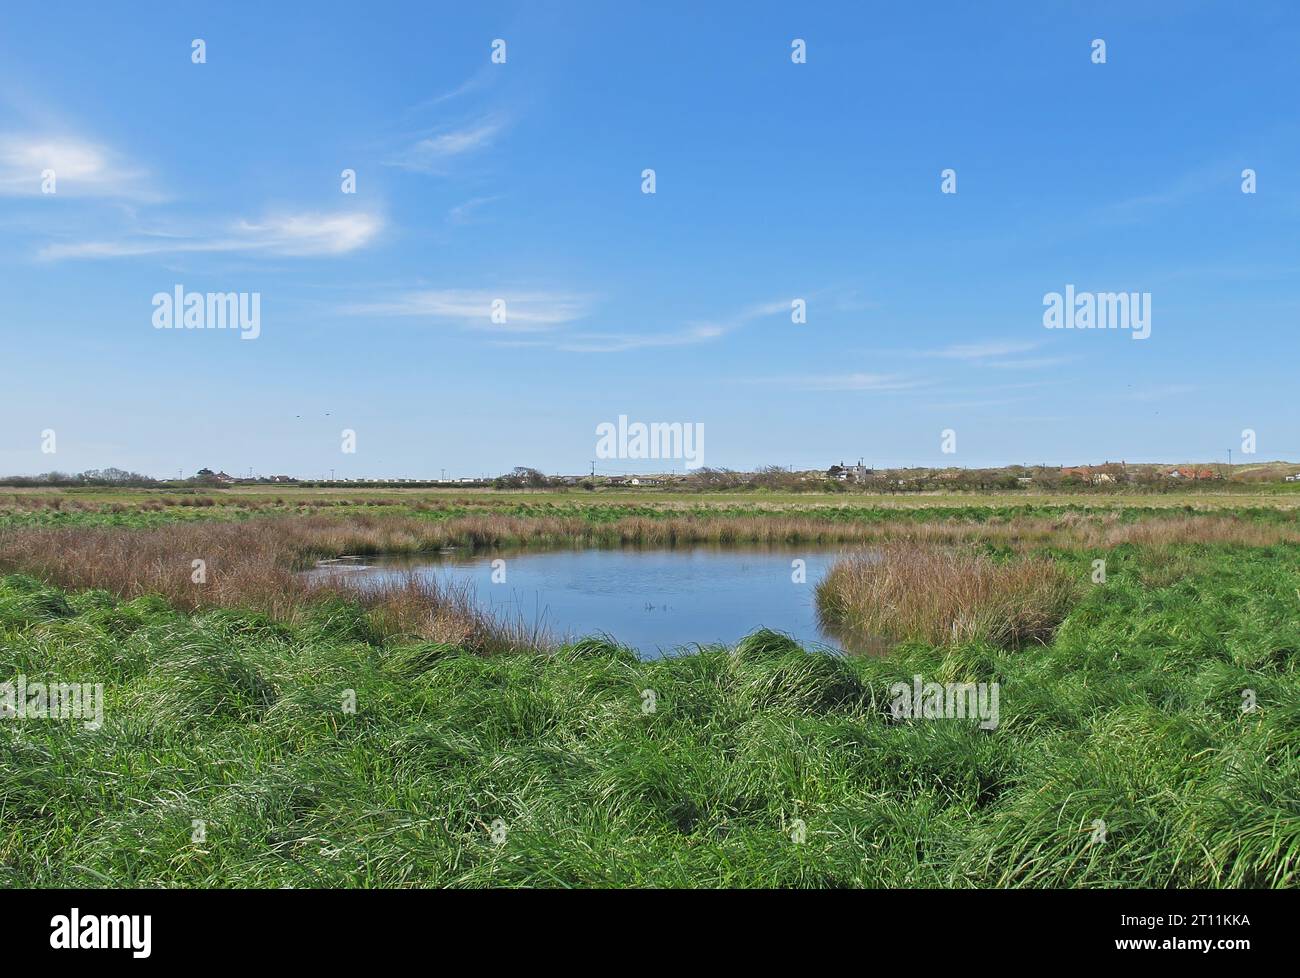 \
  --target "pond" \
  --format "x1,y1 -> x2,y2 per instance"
306,544 -> 880,658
